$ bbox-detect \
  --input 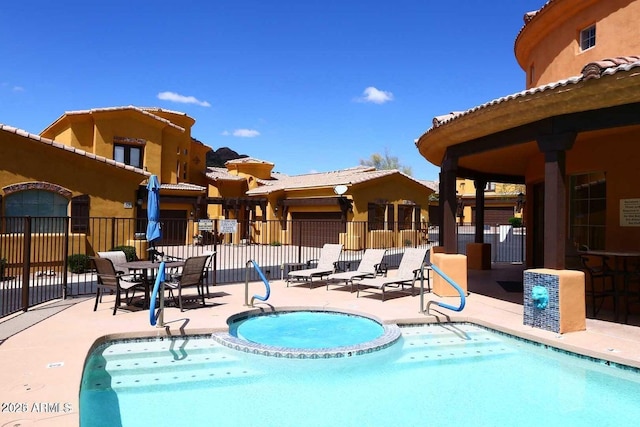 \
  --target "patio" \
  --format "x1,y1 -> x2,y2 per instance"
1,264 -> 639,426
